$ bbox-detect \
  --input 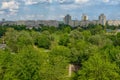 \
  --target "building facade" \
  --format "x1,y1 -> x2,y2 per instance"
82,14 -> 88,21
107,20 -> 120,26
63,14 -> 72,25
99,14 -> 106,26
63,14 -> 107,27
